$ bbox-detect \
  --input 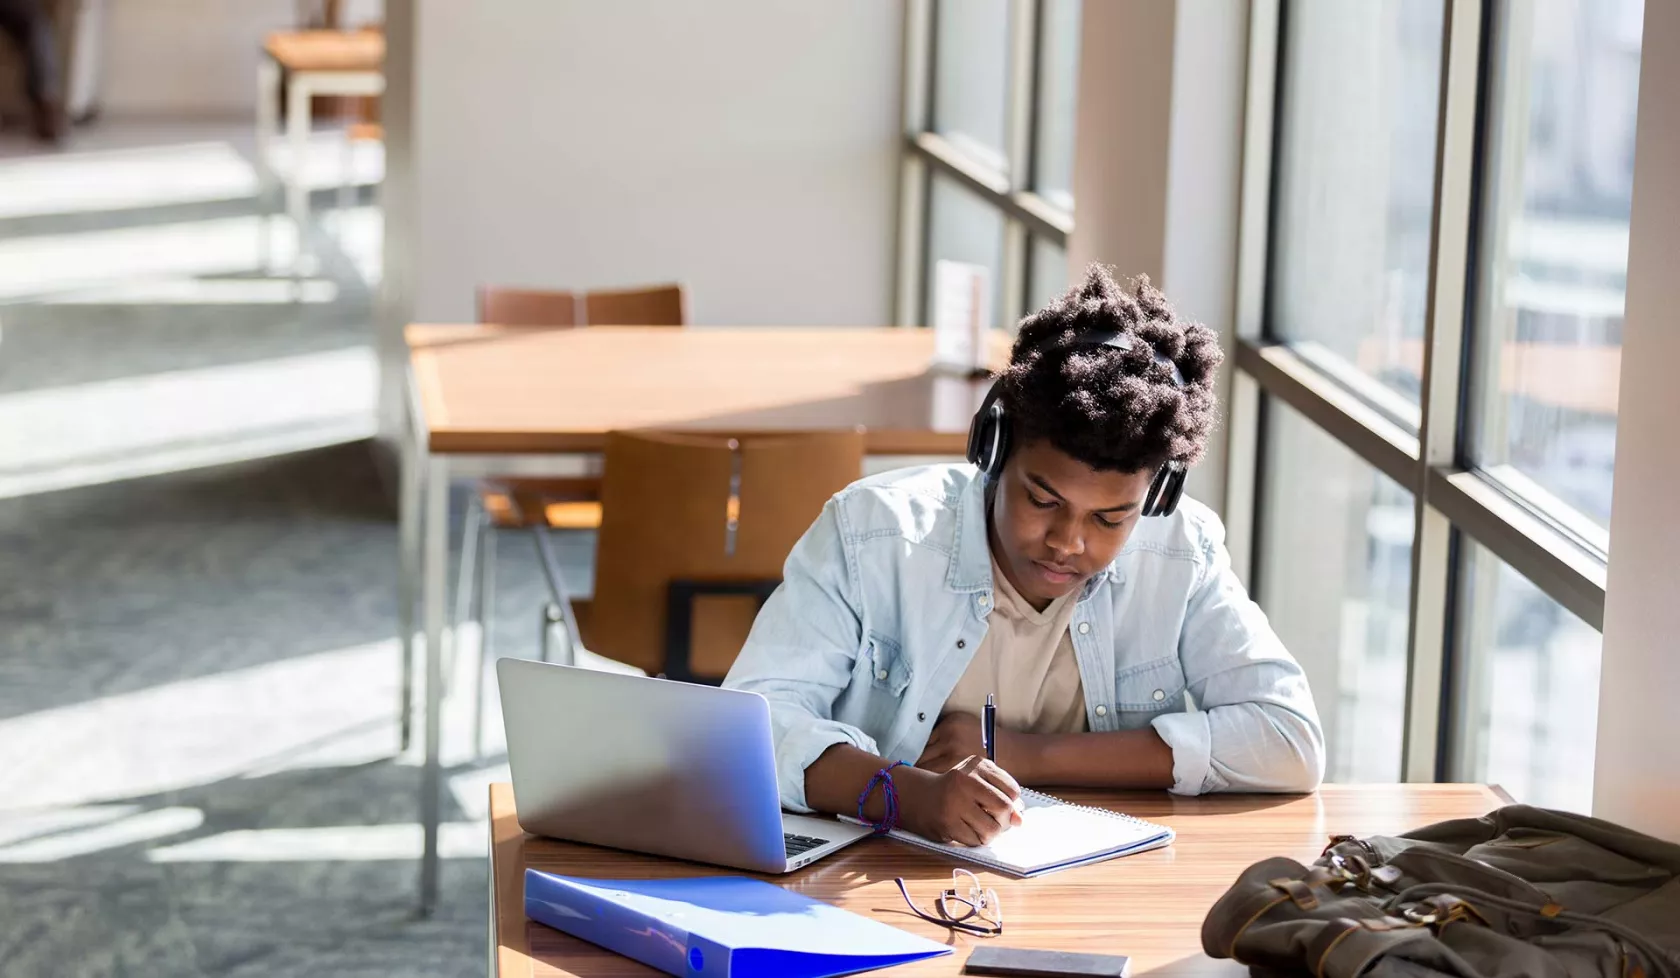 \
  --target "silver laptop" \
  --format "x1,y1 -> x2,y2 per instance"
496,658 -> 871,872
